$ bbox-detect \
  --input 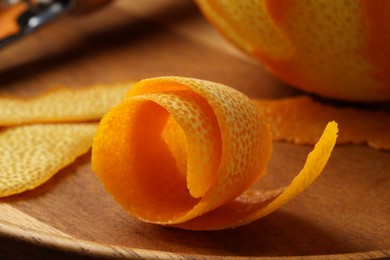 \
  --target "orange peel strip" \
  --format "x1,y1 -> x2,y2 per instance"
254,96 -> 390,150
0,83 -> 131,126
92,76 -> 338,230
0,123 -> 97,197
